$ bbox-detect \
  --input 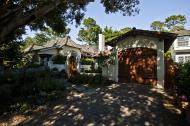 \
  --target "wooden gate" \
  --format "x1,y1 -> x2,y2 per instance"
118,47 -> 157,85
